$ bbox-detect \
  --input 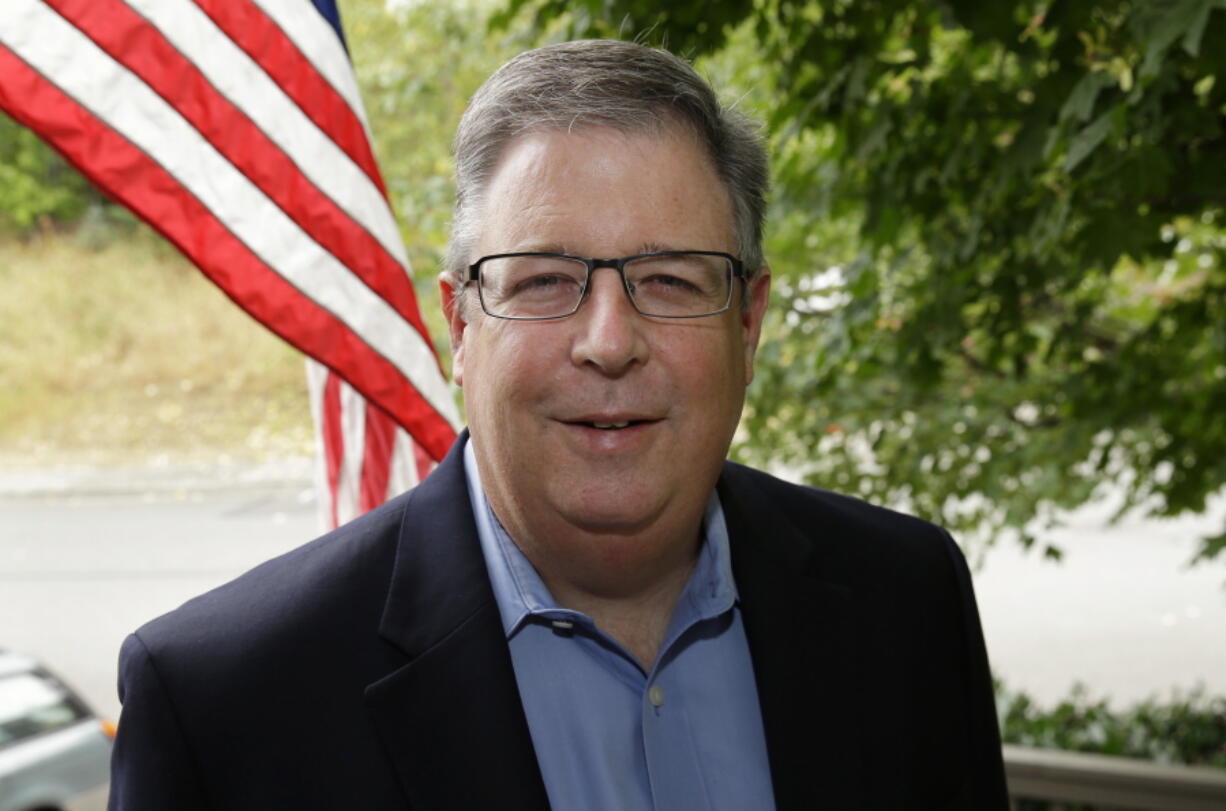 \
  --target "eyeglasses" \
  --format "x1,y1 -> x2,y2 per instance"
466,251 -> 746,321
